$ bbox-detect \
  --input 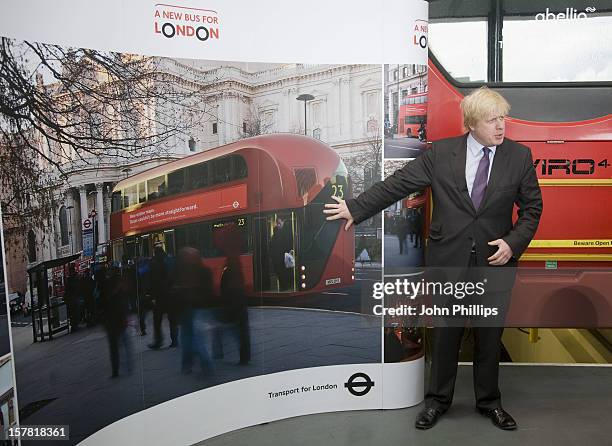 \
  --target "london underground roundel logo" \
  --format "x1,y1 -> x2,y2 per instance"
344,372 -> 375,396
